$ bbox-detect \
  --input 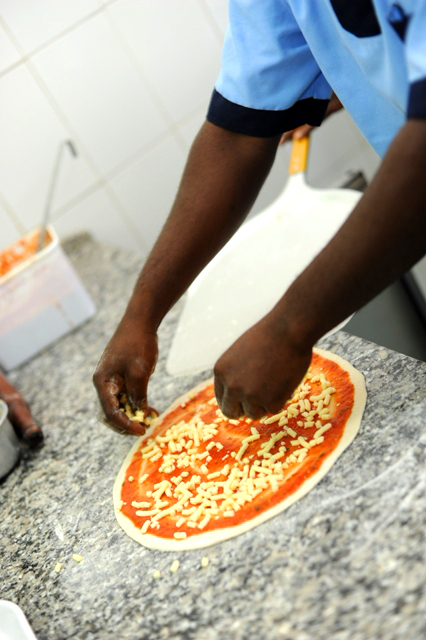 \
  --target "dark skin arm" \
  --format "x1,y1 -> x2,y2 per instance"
93,121 -> 281,434
215,119 -> 426,417
94,115 -> 426,430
